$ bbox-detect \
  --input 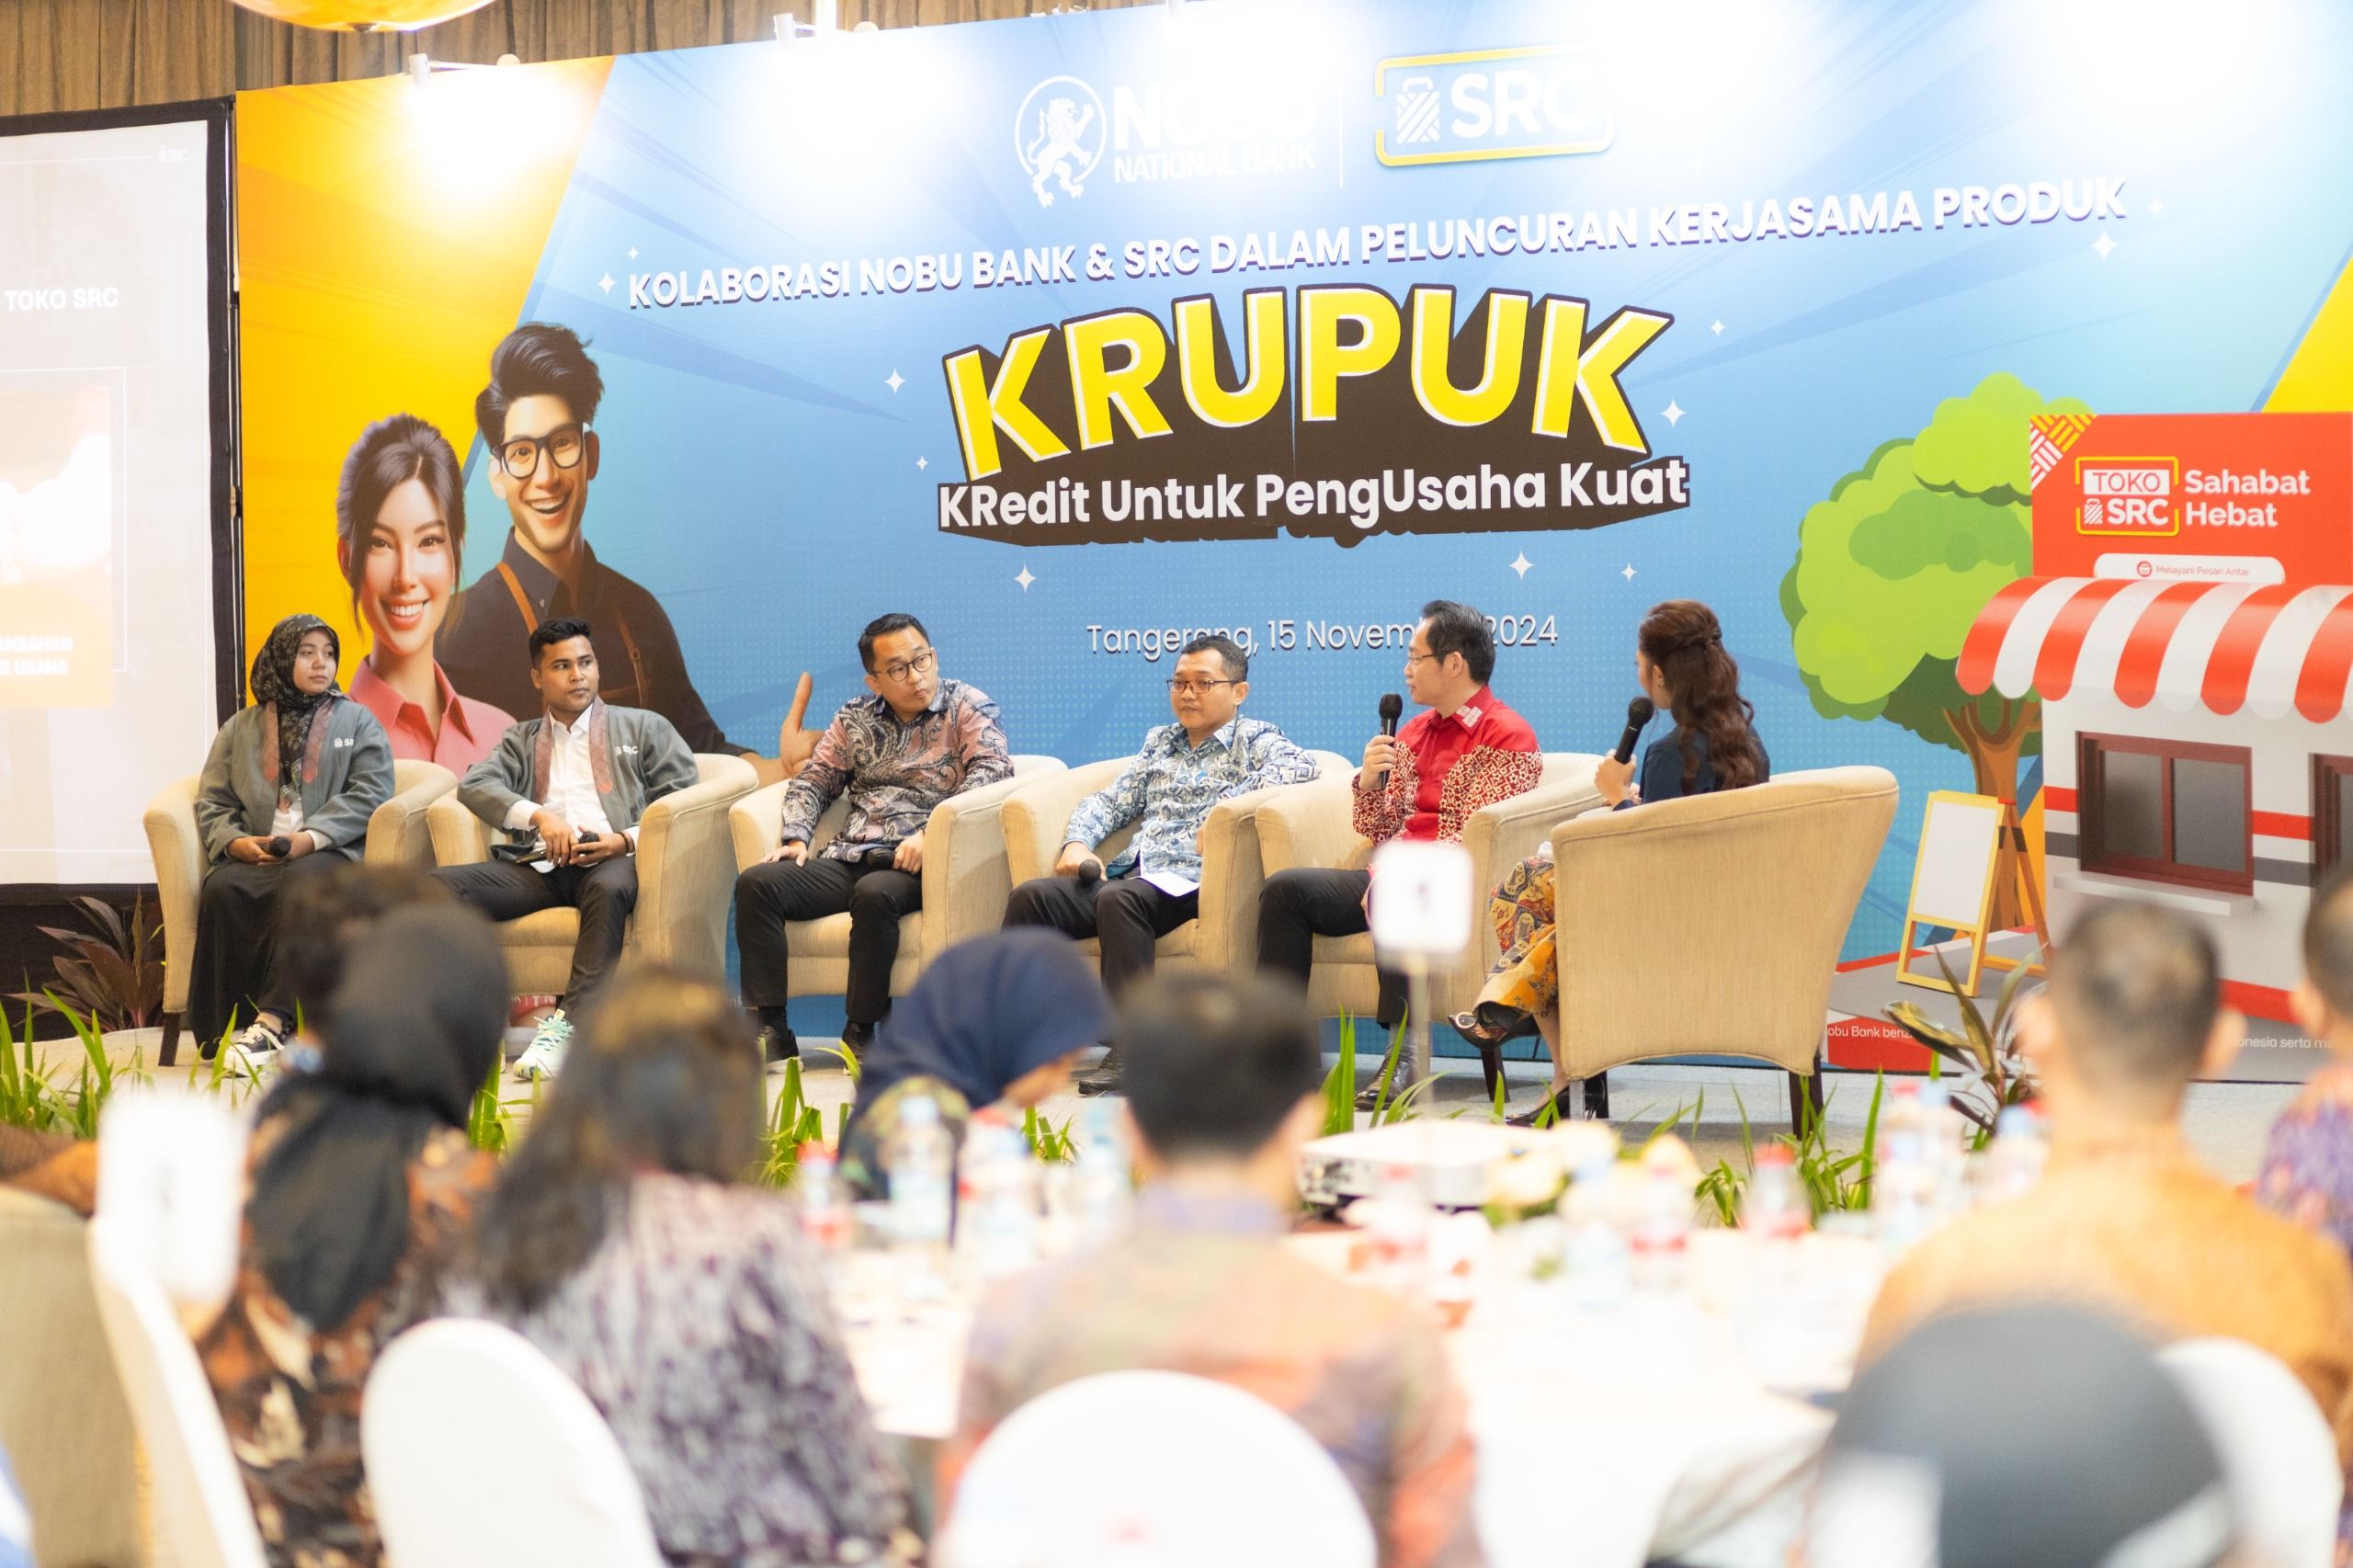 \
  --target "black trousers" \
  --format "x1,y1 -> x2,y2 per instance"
433,858 -> 638,1011
1256,866 -> 1408,1028
187,852 -> 343,1046
734,856 -> 922,1029
1003,873 -> 1198,997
